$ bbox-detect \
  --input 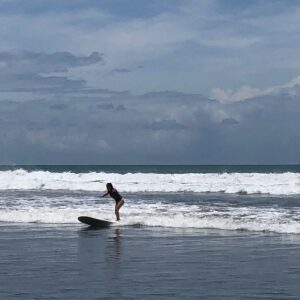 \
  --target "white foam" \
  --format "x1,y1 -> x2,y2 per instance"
1,198 -> 300,234
0,169 -> 300,195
